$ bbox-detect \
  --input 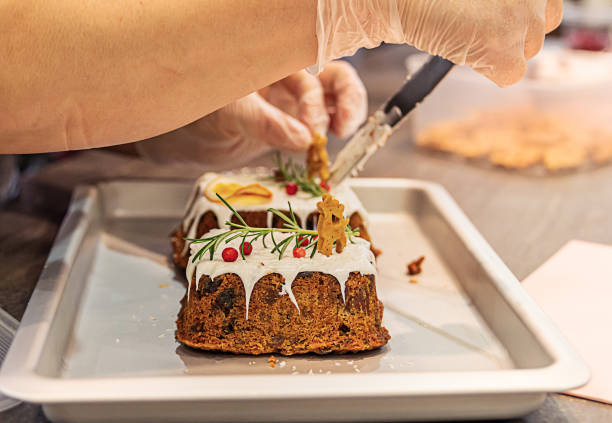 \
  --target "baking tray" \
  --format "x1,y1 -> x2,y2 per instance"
0,307 -> 20,412
0,179 -> 588,422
